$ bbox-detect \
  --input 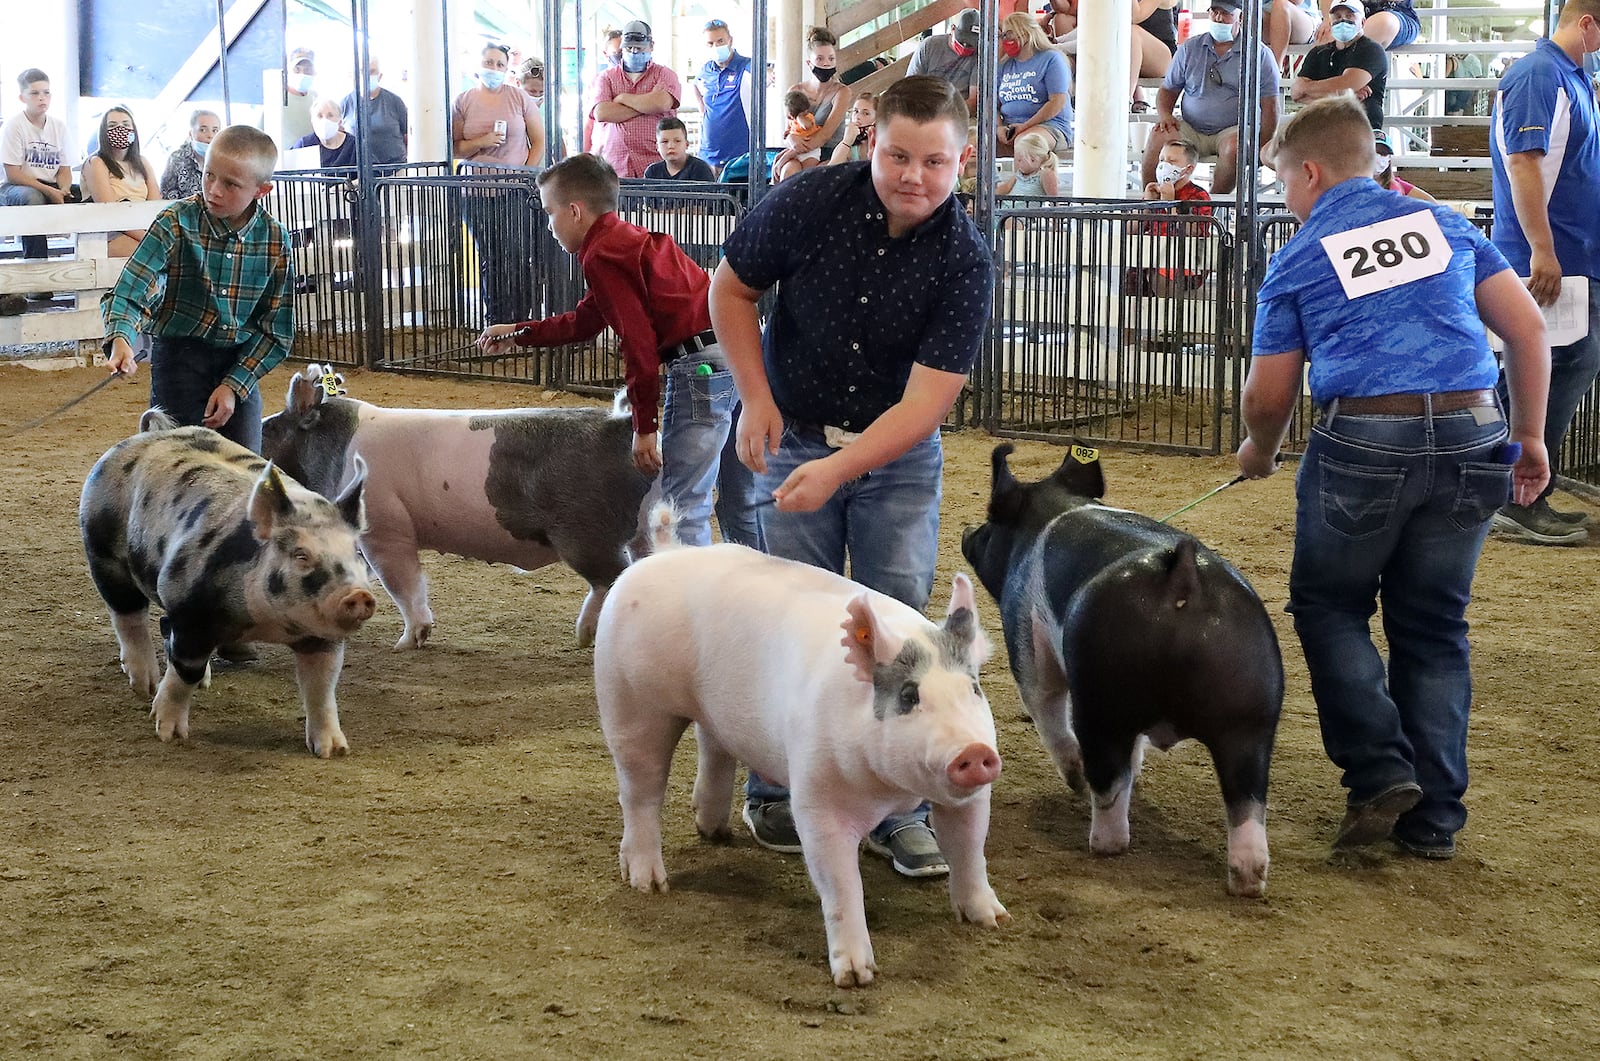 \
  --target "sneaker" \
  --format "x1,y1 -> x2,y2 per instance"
741,800 -> 802,853
1490,502 -> 1589,546
862,821 -> 950,879
1394,832 -> 1457,861
0,293 -> 24,316
1334,781 -> 1423,849
1542,498 -> 1592,528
